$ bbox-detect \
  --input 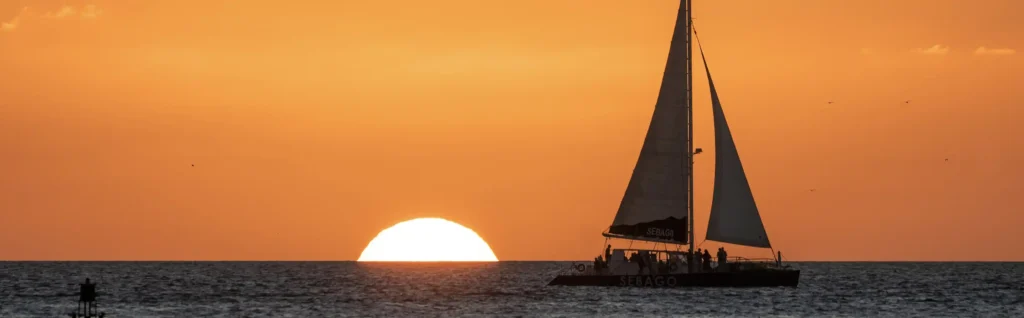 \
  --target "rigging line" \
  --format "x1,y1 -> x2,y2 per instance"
691,20 -> 717,82
691,20 -> 708,64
